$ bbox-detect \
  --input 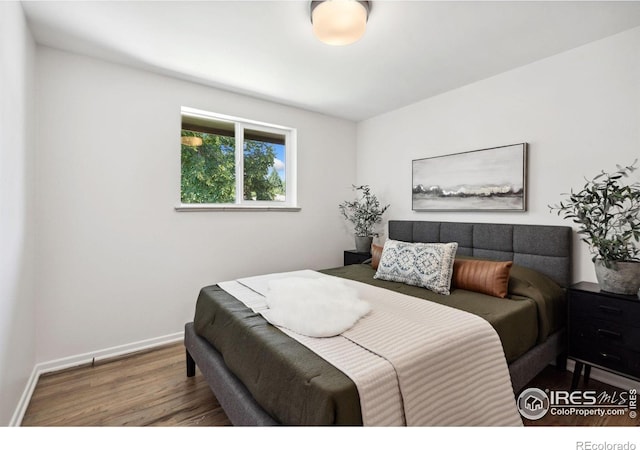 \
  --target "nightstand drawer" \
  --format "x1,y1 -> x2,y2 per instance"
571,341 -> 640,379
569,318 -> 640,351
569,291 -> 640,326
568,282 -> 640,385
